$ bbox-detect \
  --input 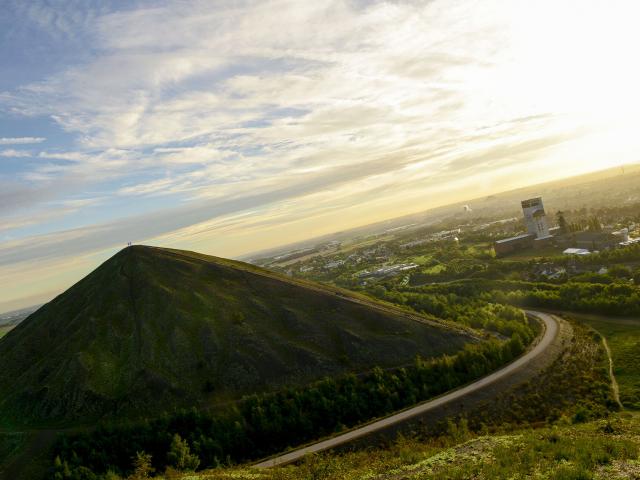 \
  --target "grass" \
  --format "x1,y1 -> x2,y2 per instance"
459,319 -> 616,432
568,312 -> 640,410
409,254 -> 435,265
143,414 -> 640,480
421,264 -> 447,275
500,246 -> 564,261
